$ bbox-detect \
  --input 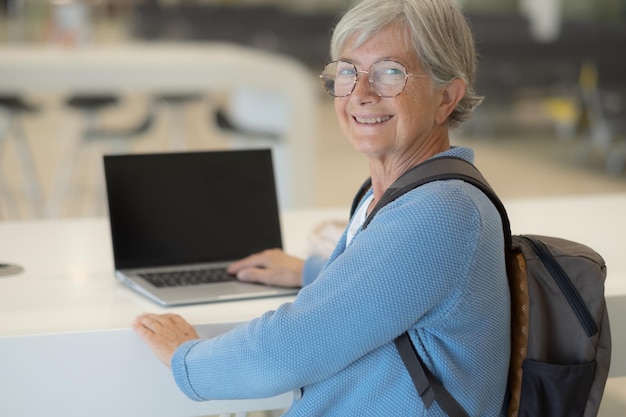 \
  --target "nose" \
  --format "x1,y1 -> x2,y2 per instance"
352,70 -> 378,99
